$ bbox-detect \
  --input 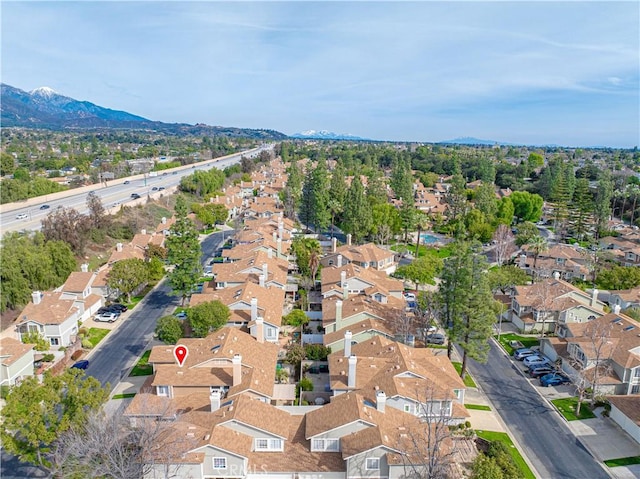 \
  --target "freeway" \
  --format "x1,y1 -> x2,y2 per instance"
1,145 -> 272,235
465,341 -> 609,479
86,230 -> 230,388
